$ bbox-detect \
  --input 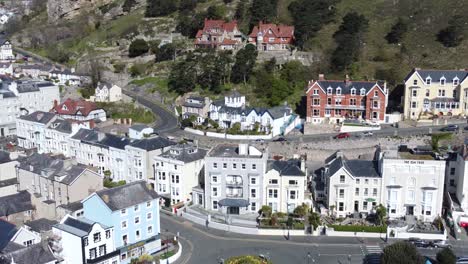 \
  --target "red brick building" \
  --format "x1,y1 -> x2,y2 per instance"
305,75 -> 388,124
195,19 -> 243,50
248,22 -> 294,51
